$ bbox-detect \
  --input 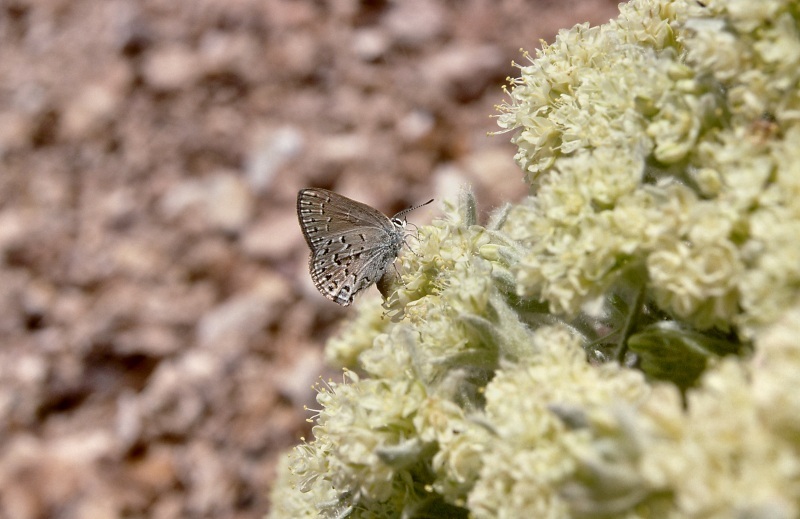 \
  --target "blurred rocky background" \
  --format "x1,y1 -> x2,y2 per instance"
0,0 -> 618,517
